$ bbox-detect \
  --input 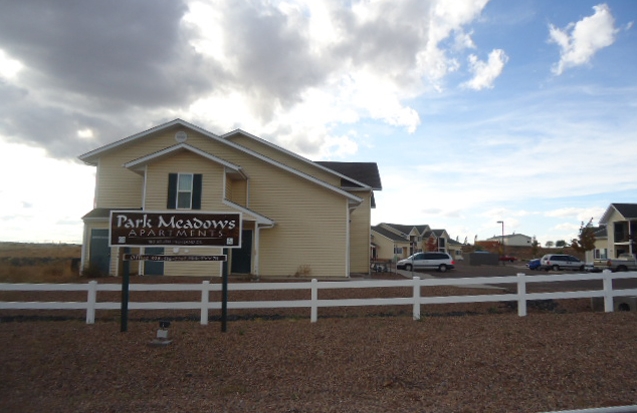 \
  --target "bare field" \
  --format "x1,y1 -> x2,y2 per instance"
0,242 -> 81,283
